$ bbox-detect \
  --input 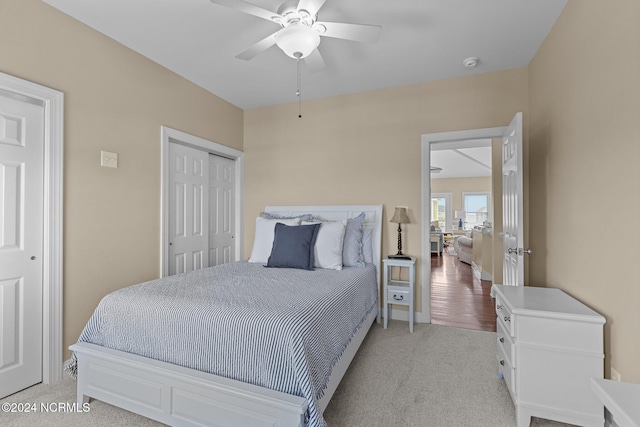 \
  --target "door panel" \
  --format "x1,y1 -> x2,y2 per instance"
0,91 -> 44,398
502,112 -> 524,286
209,155 -> 235,266
168,143 -> 209,275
